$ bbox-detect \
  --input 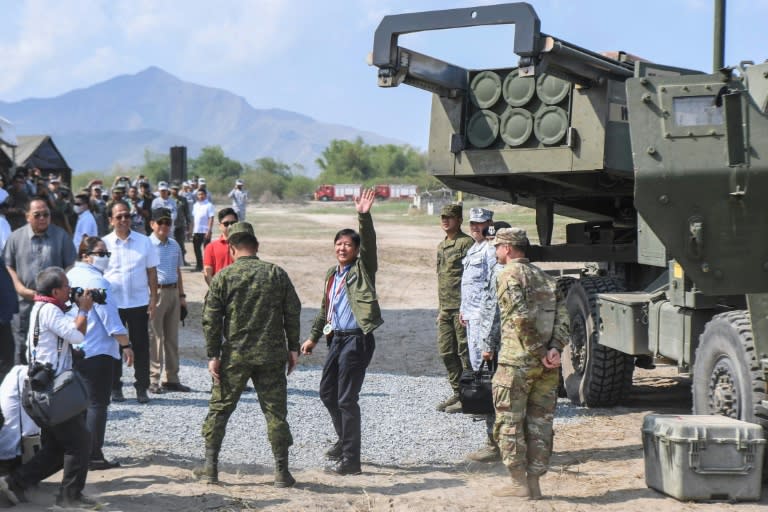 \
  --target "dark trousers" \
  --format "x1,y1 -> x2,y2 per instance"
319,332 -> 375,465
11,412 -> 90,500
13,300 -> 33,365
192,233 -> 207,270
76,354 -> 115,461
0,321 -> 14,384
174,226 -> 187,260
114,306 -> 150,391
